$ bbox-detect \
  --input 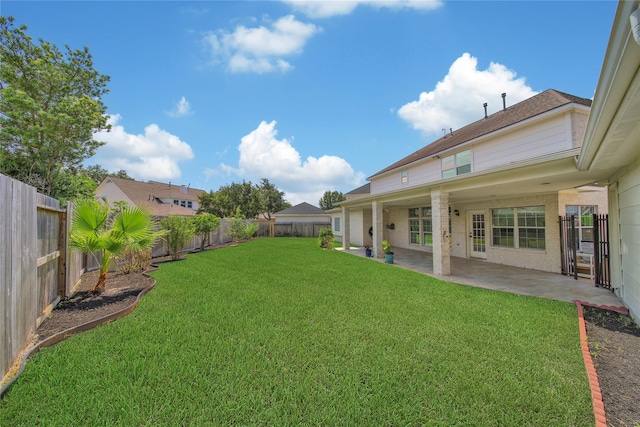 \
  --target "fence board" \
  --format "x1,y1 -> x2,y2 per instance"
1,175 -> 38,380
1,174 -> 83,381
